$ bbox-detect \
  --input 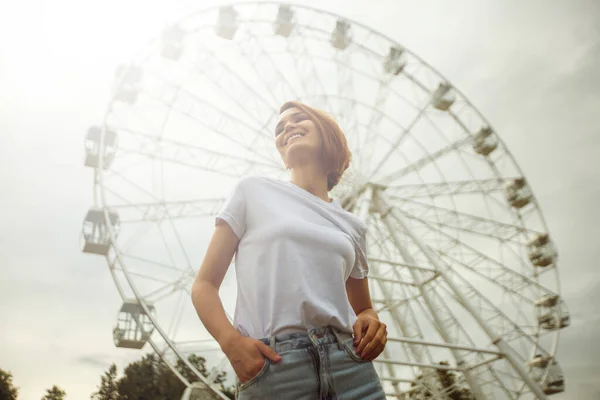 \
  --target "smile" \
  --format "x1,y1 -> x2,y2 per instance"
286,132 -> 304,146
